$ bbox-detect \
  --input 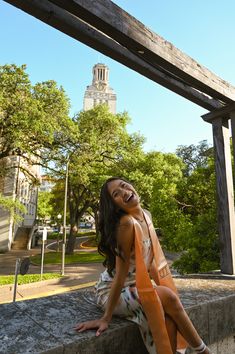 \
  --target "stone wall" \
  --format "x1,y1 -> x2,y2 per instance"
1,278 -> 235,354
